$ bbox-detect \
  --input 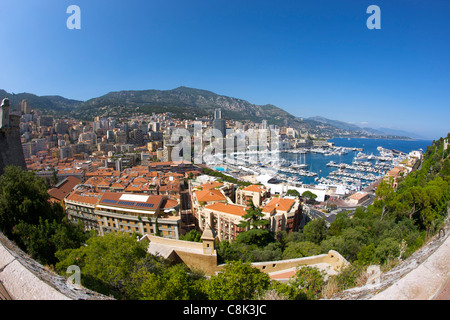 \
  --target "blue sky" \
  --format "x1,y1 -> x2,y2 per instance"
0,0 -> 449,139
